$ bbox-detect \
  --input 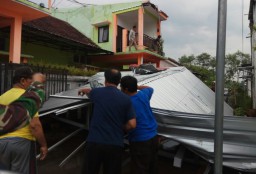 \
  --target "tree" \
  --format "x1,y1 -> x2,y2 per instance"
224,51 -> 251,112
178,55 -> 195,66
178,54 -> 215,87
178,51 -> 251,116
196,53 -> 212,68
225,51 -> 250,83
